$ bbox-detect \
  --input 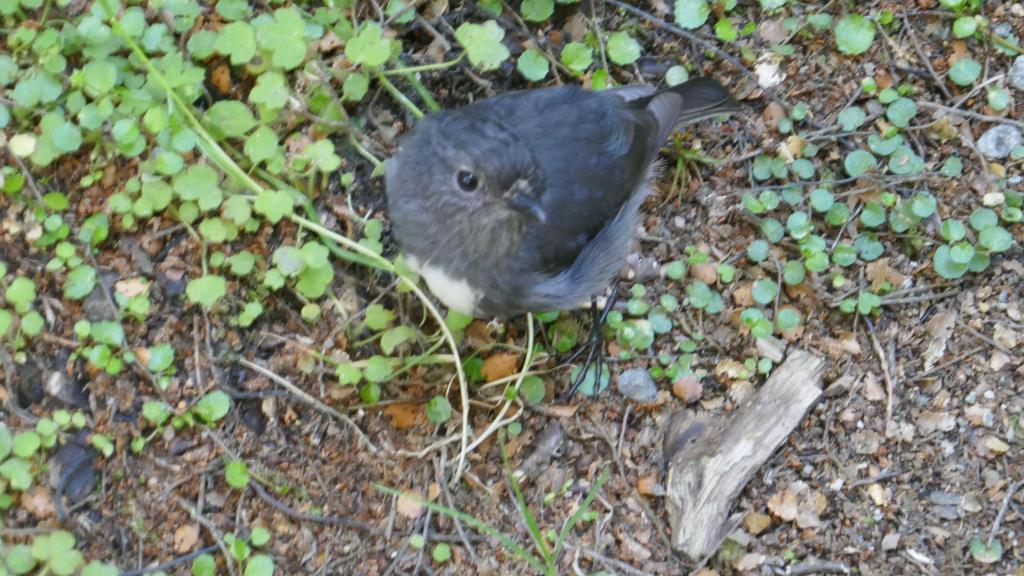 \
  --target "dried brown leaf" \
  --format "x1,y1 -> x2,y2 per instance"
744,511 -> 772,535
714,359 -> 748,385
21,486 -> 55,519
672,374 -> 703,403
965,405 -> 994,427
865,258 -> 907,292
867,483 -> 891,507
982,436 -> 1010,455
923,310 -> 956,371
383,403 -> 421,429
993,325 -> 1019,349
734,553 -> 766,571
861,372 -> 887,402
174,525 -> 199,553
114,277 -> 149,299
795,490 -> 826,528
767,490 -> 798,521
397,492 -> 424,518
480,352 -> 520,382
918,410 -> 956,434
